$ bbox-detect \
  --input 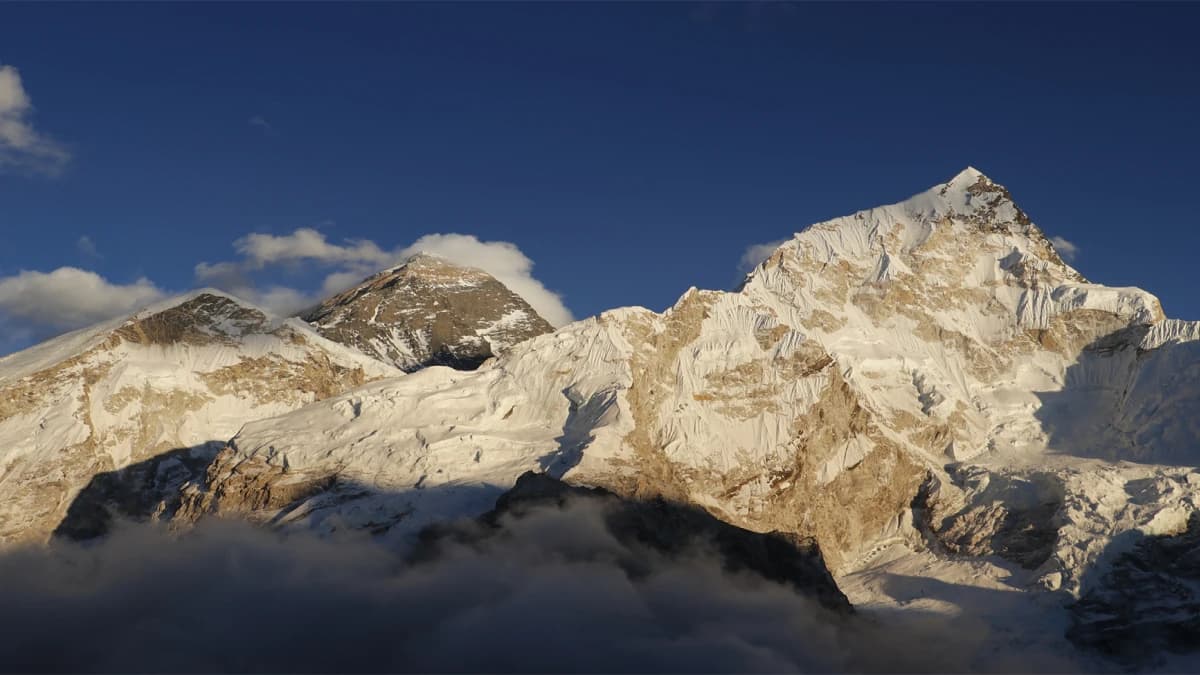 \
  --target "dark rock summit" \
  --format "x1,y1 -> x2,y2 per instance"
303,254 -> 554,371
